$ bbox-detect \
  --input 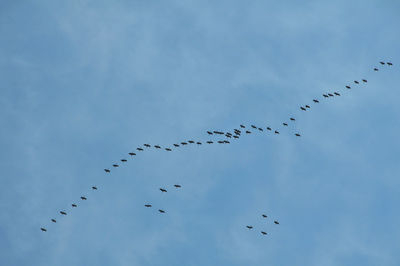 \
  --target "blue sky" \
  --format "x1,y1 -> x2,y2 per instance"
1,1 -> 400,265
